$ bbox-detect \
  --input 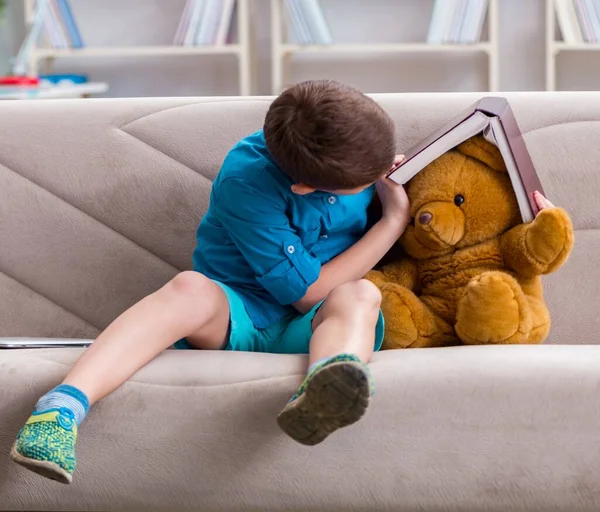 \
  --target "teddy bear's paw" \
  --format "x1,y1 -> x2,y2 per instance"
380,284 -> 454,349
365,269 -> 388,288
455,271 -> 532,345
526,207 -> 574,274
